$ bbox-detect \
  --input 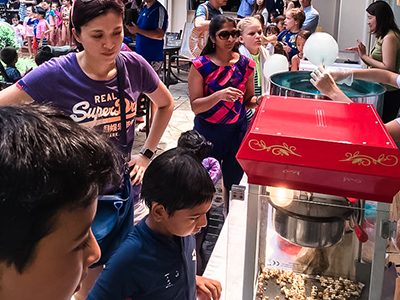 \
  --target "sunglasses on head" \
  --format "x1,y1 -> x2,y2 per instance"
217,29 -> 240,40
